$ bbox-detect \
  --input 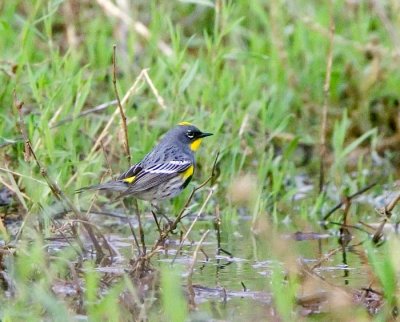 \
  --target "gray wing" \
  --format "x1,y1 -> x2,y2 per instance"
118,159 -> 192,197
118,144 -> 178,181
118,162 -> 143,181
